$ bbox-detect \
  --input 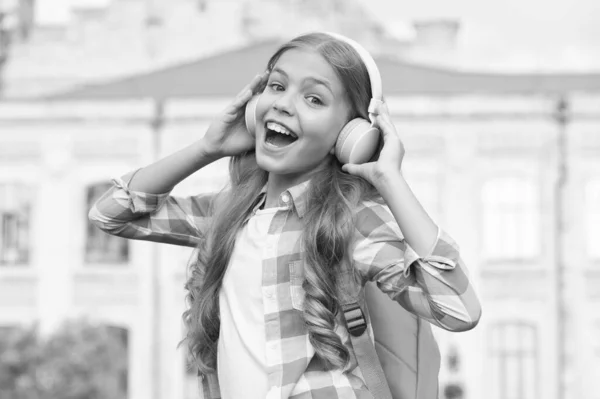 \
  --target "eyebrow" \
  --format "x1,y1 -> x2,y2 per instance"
271,67 -> 334,95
